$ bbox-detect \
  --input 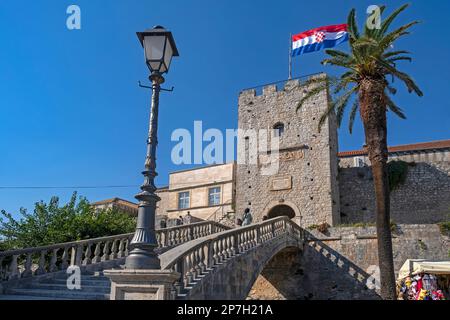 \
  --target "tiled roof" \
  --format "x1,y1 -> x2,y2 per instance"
338,139 -> 450,157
